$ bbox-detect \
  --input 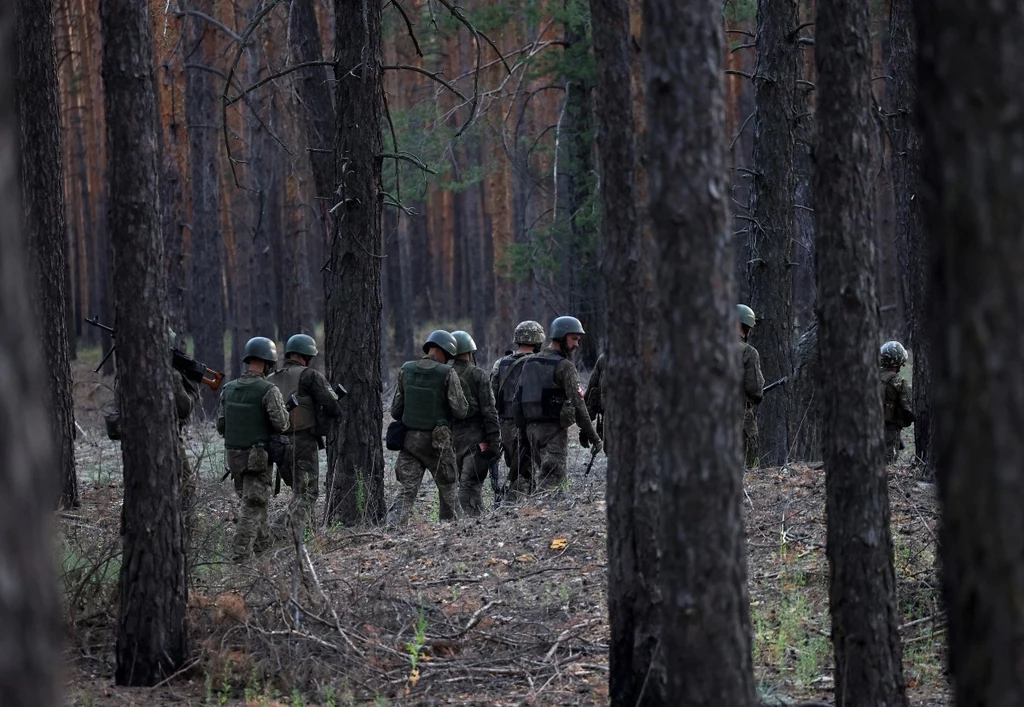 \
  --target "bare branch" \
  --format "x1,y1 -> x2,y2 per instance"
380,152 -> 438,175
225,60 -> 340,106
433,0 -> 512,75
387,0 -> 423,58
175,9 -> 243,43
382,64 -> 468,101
726,69 -> 754,80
